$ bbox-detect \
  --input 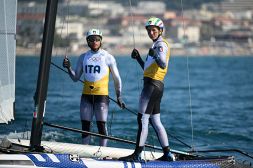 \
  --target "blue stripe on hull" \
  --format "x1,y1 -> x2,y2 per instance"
27,154 -> 87,168
140,160 -> 220,168
26,154 -> 222,168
